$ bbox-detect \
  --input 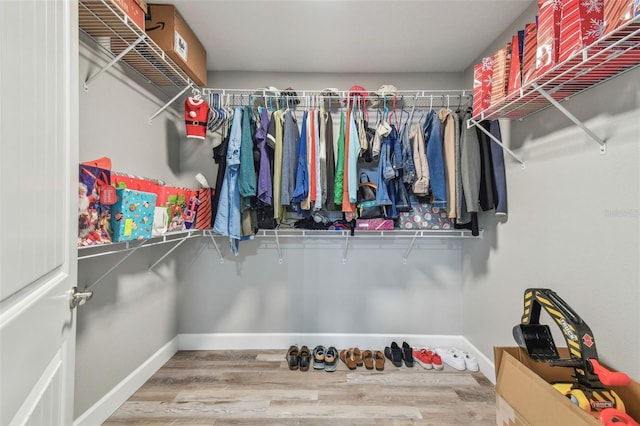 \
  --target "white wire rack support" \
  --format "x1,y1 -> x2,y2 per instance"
342,233 -> 350,264
206,231 -> 225,264
84,239 -> 146,292
403,232 -> 420,264
467,118 -> 526,168
149,82 -> 194,124
148,237 -> 188,271
531,82 -> 607,154
83,34 -> 146,92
